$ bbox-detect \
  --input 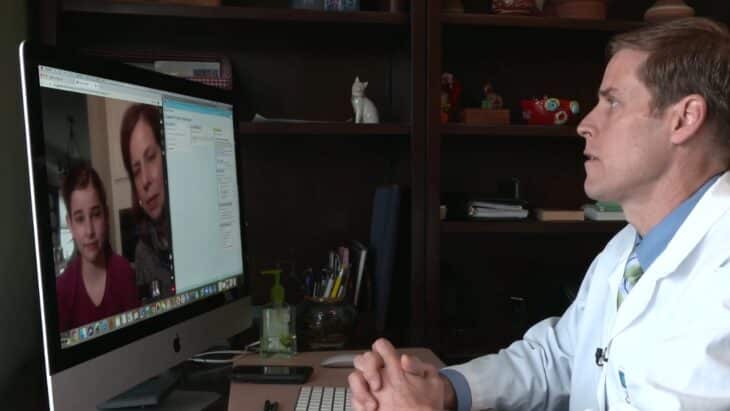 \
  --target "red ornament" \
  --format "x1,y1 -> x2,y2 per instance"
521,96 -> 580,125
441,72 -> 463,122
